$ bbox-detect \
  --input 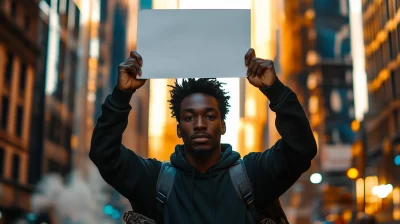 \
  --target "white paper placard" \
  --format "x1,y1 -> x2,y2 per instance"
136,9 -> 250,79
